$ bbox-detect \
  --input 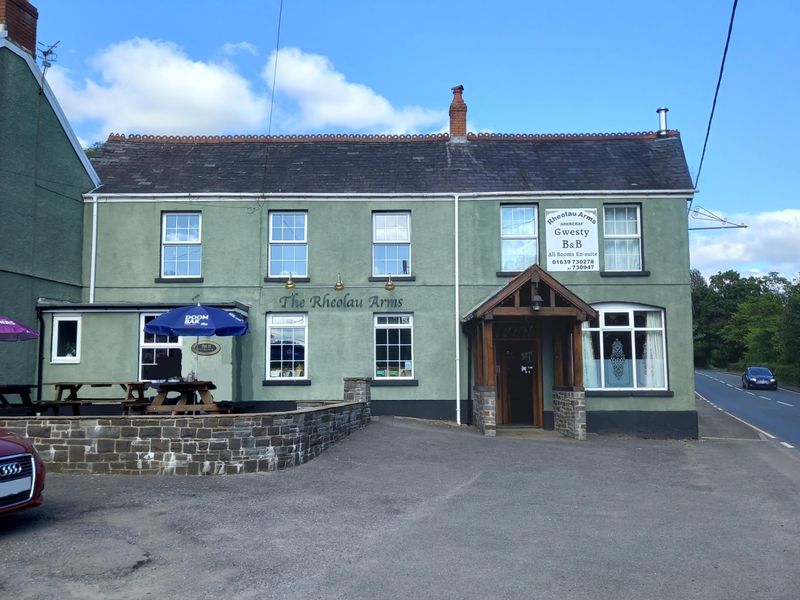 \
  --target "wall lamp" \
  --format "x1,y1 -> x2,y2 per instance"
385,274 -> 395,291
334,273 -> 344,291
285,273 -> 295,289
531,284 -> 543,311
